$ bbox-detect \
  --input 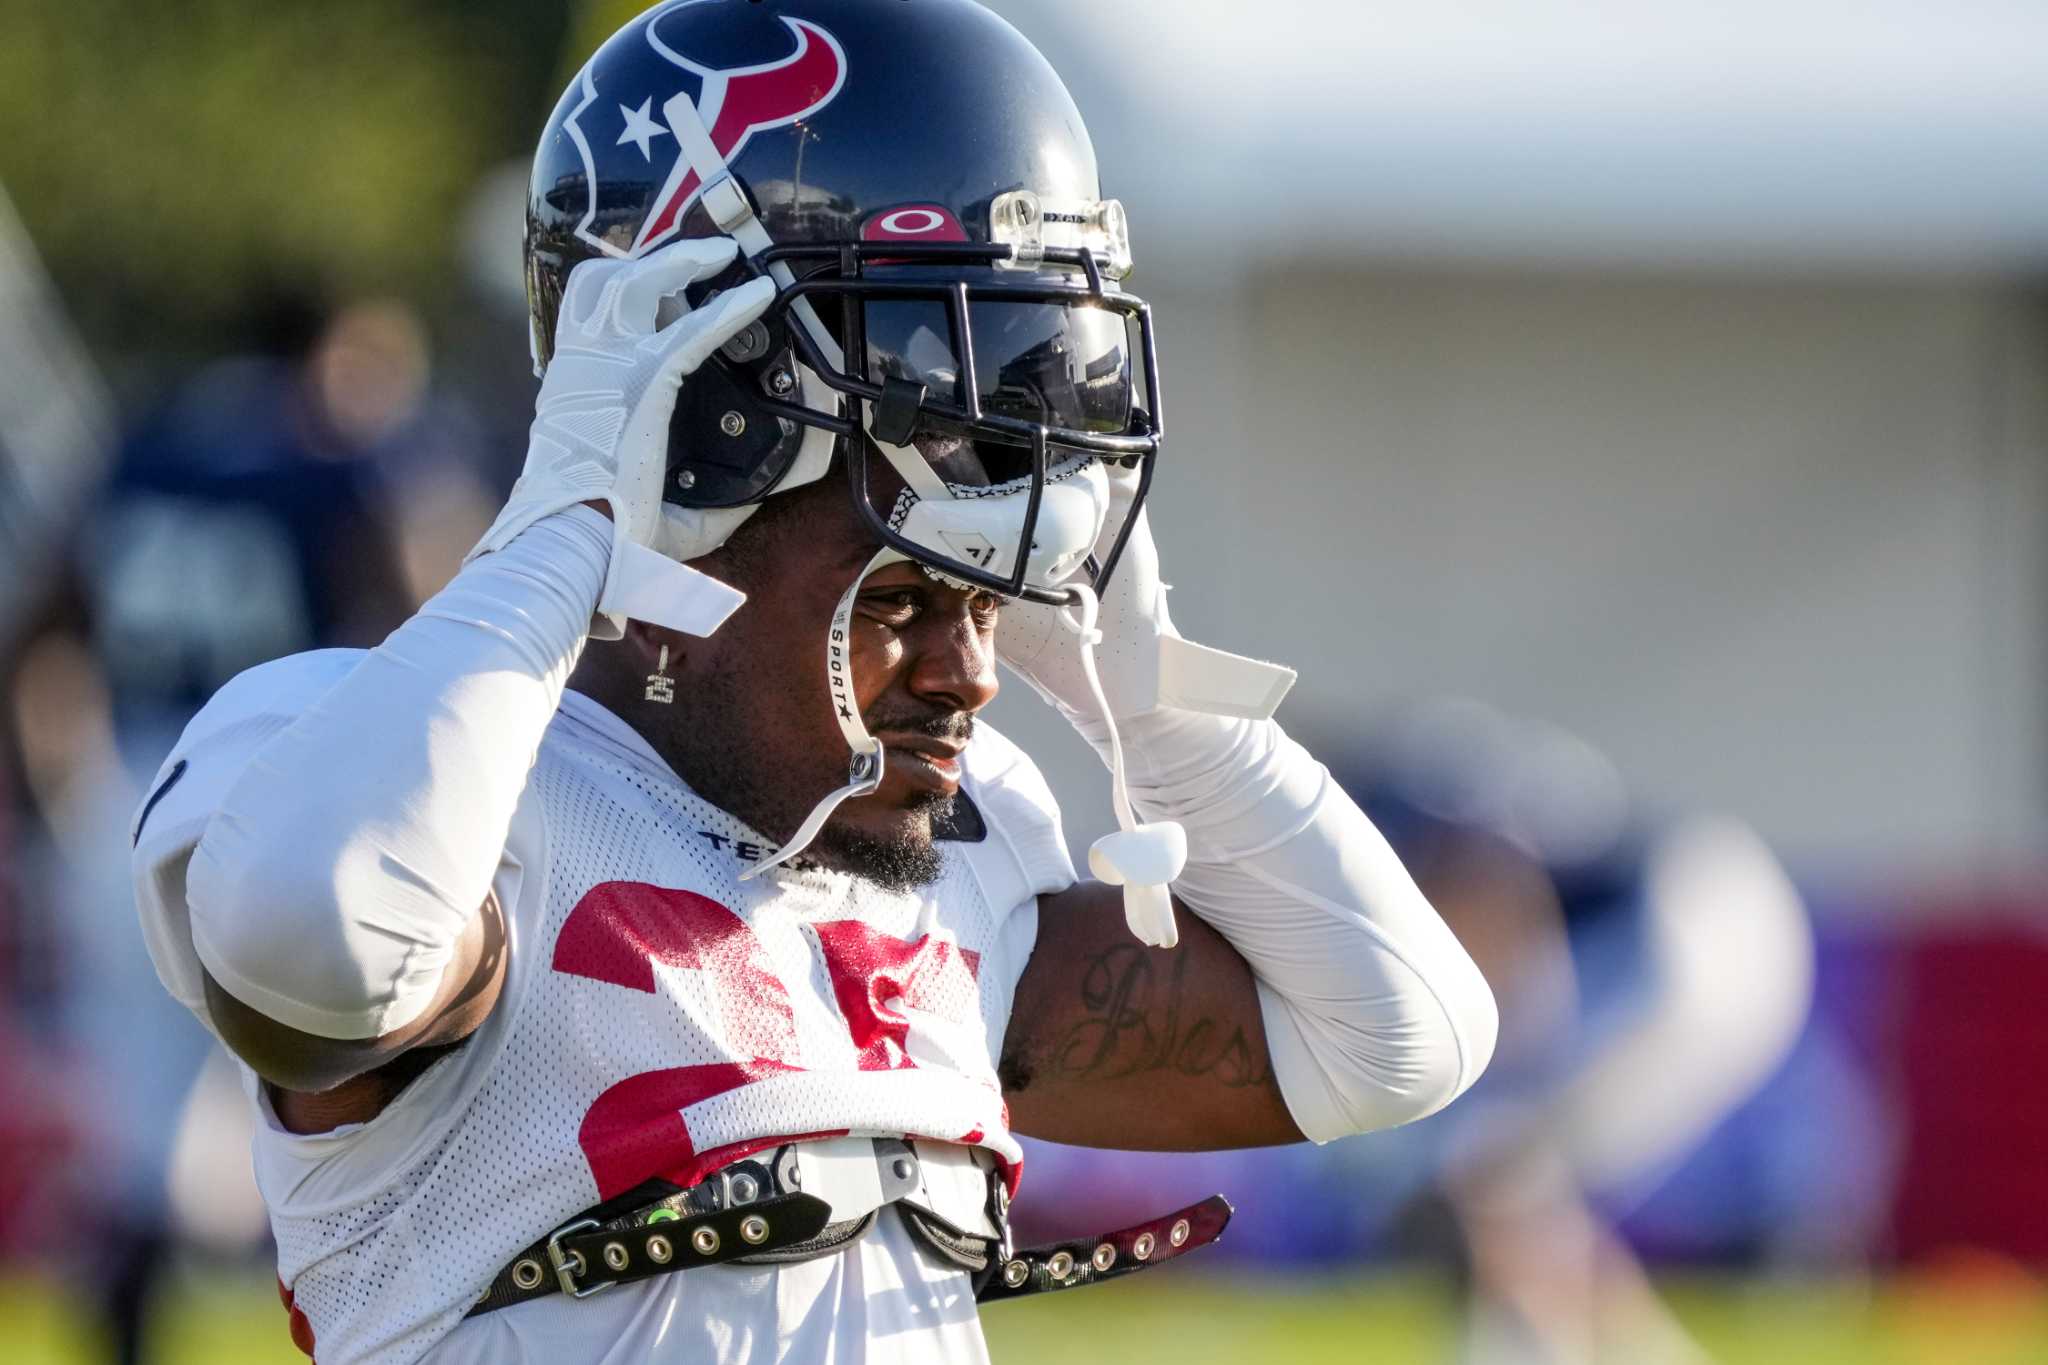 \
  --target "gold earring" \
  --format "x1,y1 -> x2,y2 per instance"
645,645 -> 675,705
